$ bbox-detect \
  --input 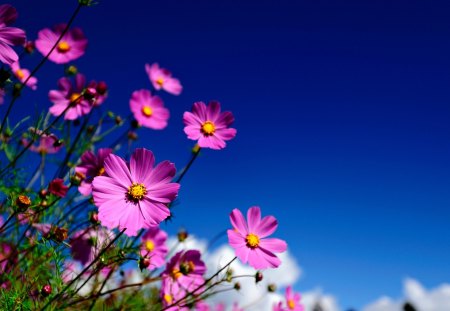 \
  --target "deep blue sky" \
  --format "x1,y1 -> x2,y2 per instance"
8,0 -> 450,308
